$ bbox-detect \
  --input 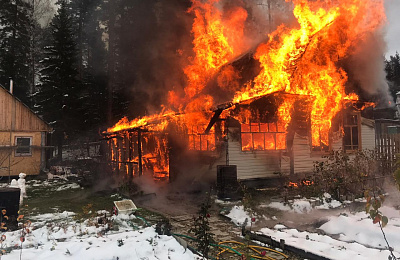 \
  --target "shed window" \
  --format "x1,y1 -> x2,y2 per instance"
343,114 -> 359,151
188,125 -> 215,151
241,122 -> 286,151
15,137 -> 32,156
